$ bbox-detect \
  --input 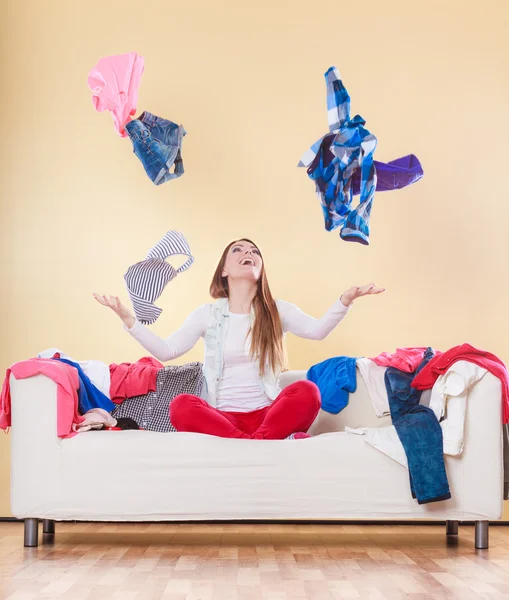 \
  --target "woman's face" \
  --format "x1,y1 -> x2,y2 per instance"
222,240 -> 263,282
